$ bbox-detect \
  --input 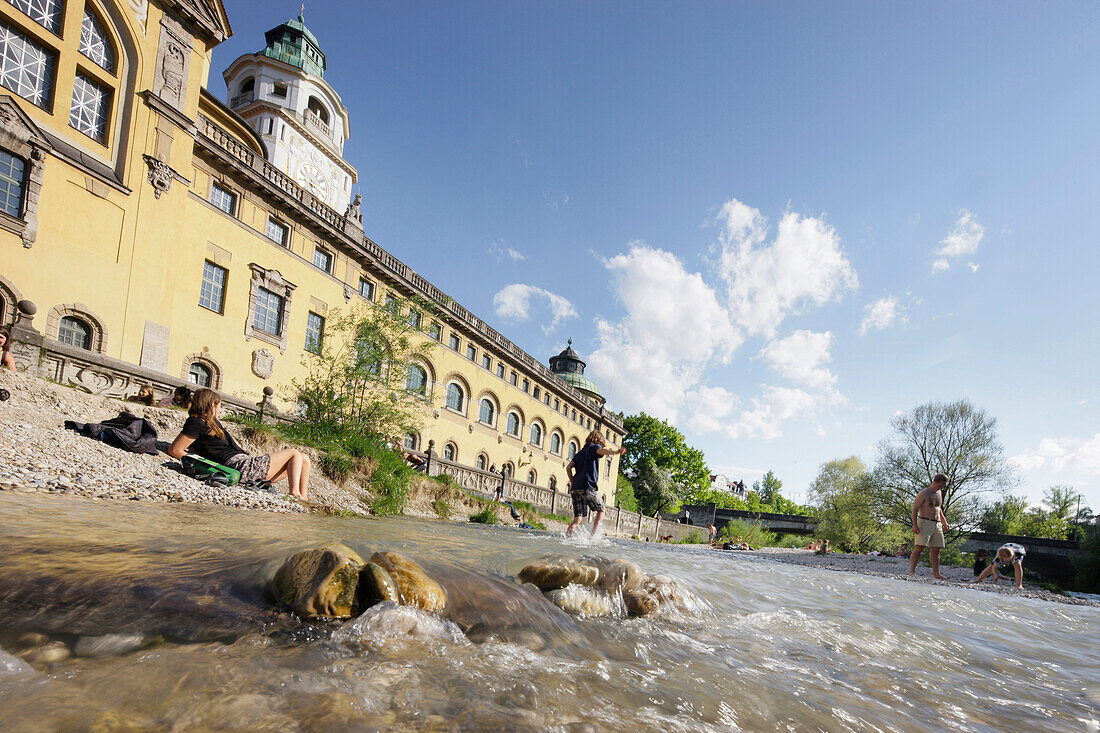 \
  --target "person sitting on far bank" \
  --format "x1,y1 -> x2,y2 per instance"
565,429 -> 626,539
390,435 -> 425,471
972,549 -> 989,576
167,388 -> 312,501
128,384 -> 155,406
973,544 -> 1026,589
803,540 -> 820,551
0,327 -> 16,370
159,385 -> 192,409
816,539 -> 831,555
894,542 -> 910,558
